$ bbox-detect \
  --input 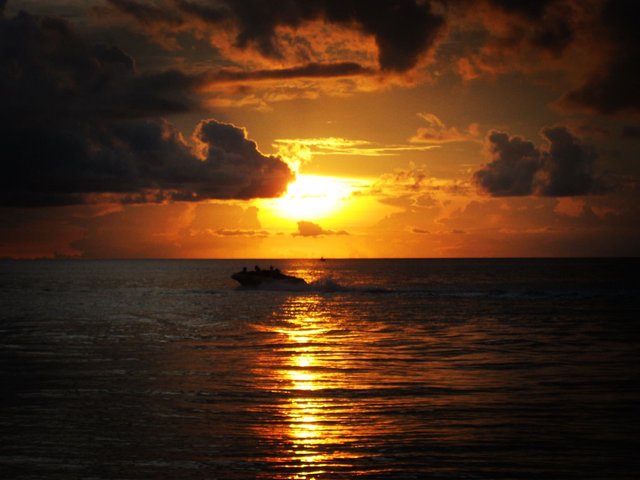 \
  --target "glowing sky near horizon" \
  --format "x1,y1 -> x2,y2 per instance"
1,0 -> 639,258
